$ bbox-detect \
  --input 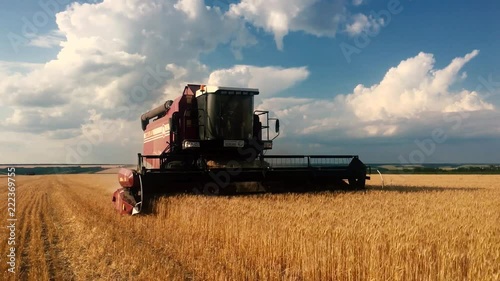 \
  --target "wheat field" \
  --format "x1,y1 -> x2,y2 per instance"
0,174 -> 498,280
